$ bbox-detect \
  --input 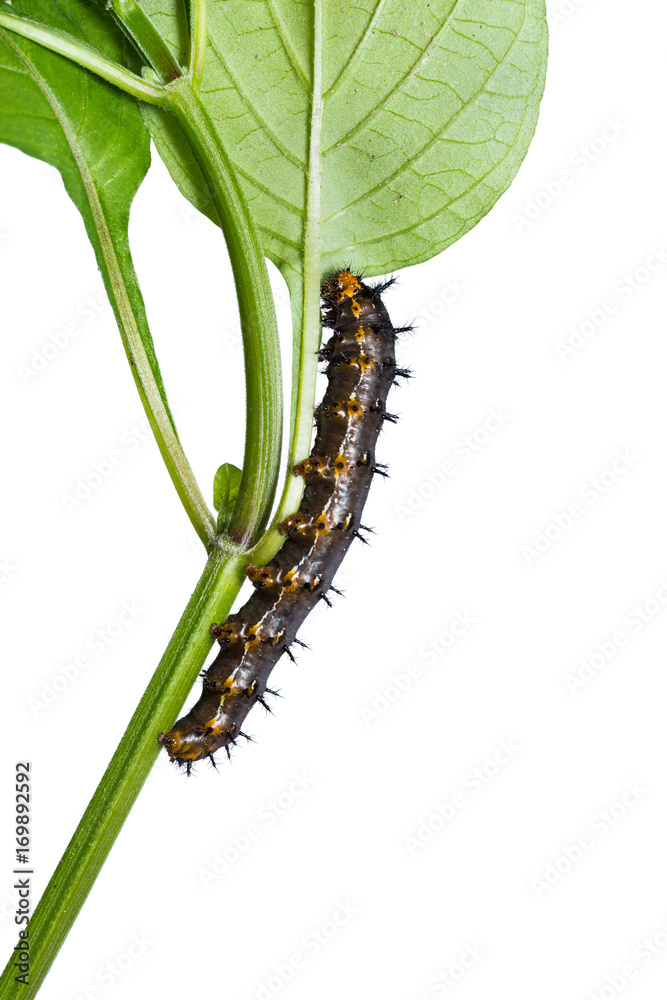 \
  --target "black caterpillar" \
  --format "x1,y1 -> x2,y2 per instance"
158,271 -> 410,771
